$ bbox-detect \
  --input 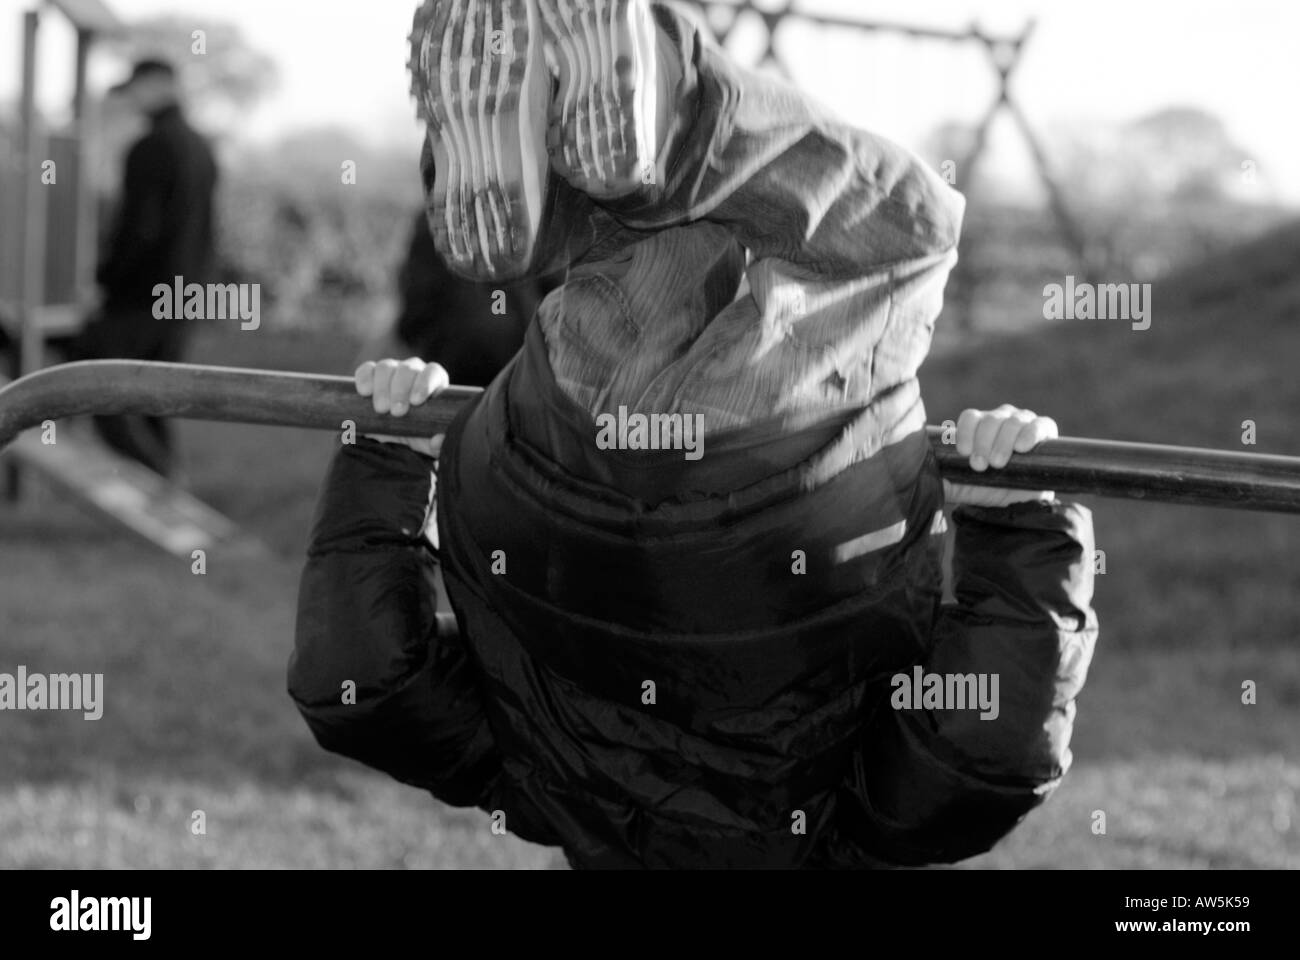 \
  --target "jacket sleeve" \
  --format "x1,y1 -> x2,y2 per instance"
287,437 -> 501,808
839,498 -> 1099,866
